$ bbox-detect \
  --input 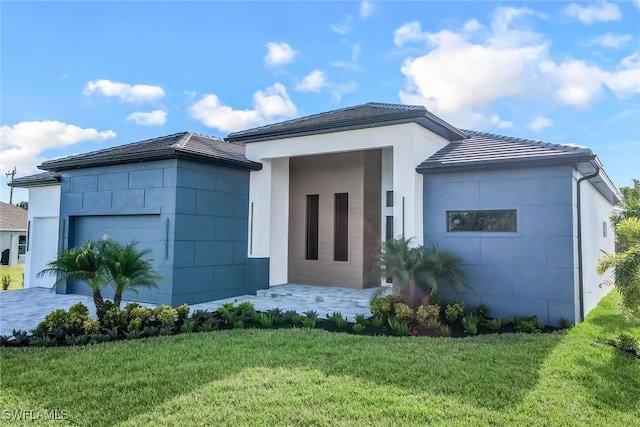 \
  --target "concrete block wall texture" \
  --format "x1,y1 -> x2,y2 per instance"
57,159 -> 267,306
170,160 -> 265,306
422,166 -> 579,326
